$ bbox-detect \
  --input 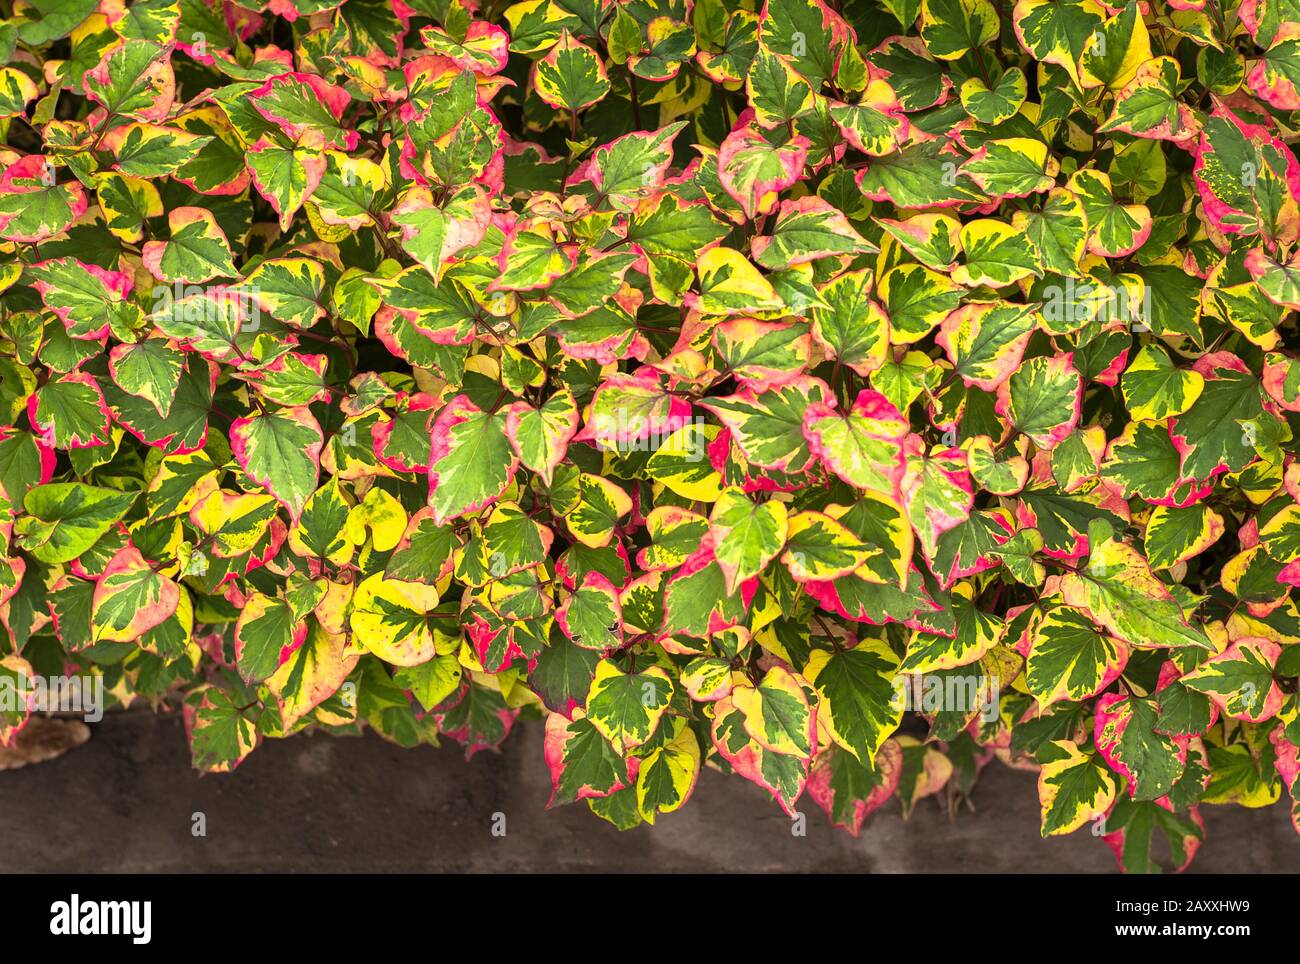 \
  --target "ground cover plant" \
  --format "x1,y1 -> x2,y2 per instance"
1,0 -> 1299,873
